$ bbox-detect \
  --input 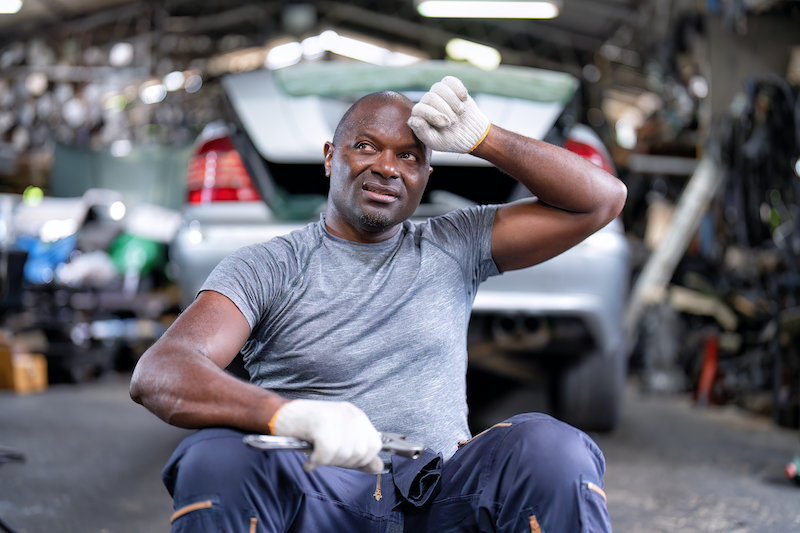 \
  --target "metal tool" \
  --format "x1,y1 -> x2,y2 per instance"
243,432 -> 424,459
